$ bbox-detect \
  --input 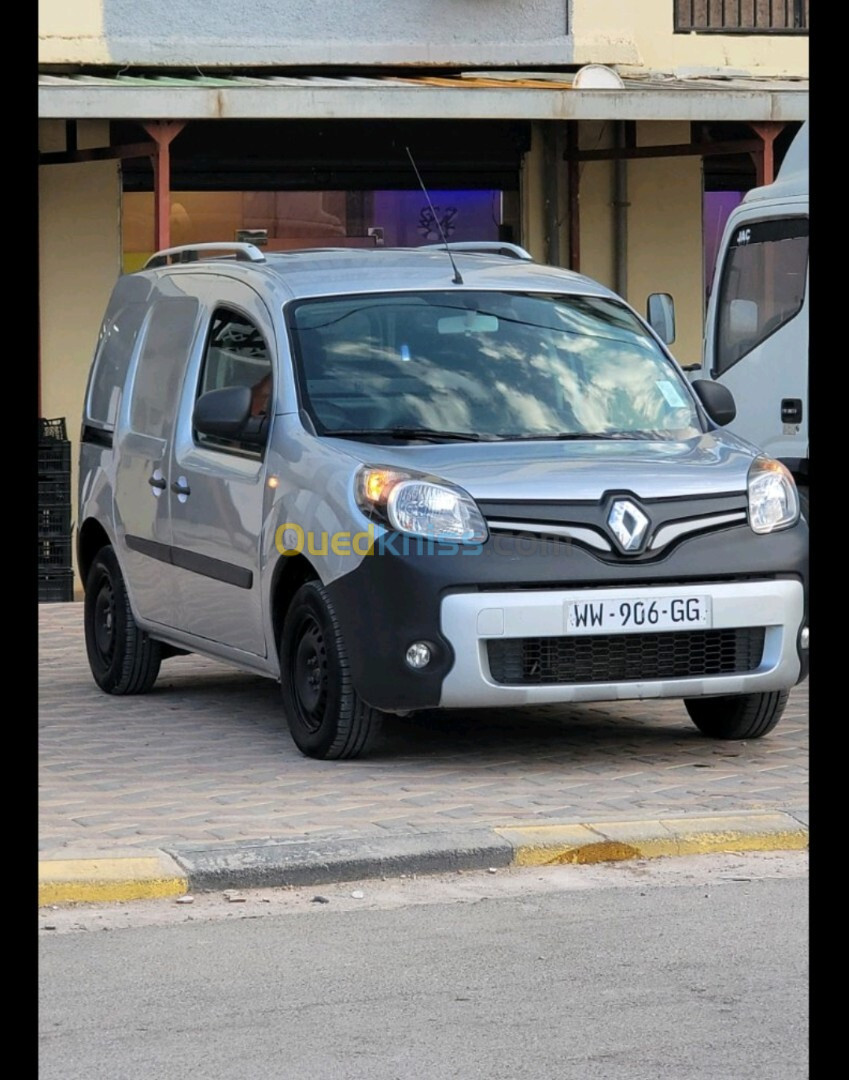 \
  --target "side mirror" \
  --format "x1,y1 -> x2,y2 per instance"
727,299 -> 758,341
691,379 -> 737,427
647,293 -> 676,345
193,386 -> 252,440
